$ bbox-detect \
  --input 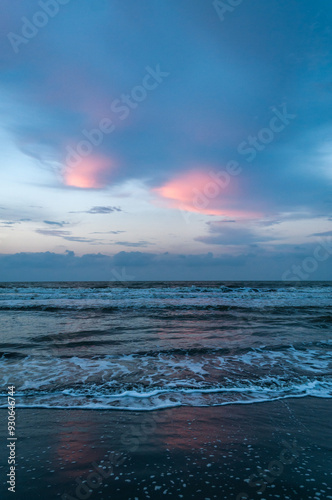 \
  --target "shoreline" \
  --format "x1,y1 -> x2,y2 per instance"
2,393 -> 329,411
